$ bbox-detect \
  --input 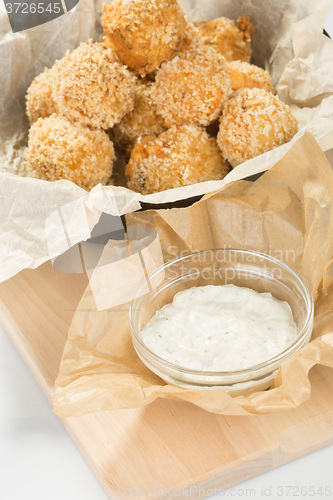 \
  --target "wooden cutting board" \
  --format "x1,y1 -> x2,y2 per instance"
0,261 -> 333,499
